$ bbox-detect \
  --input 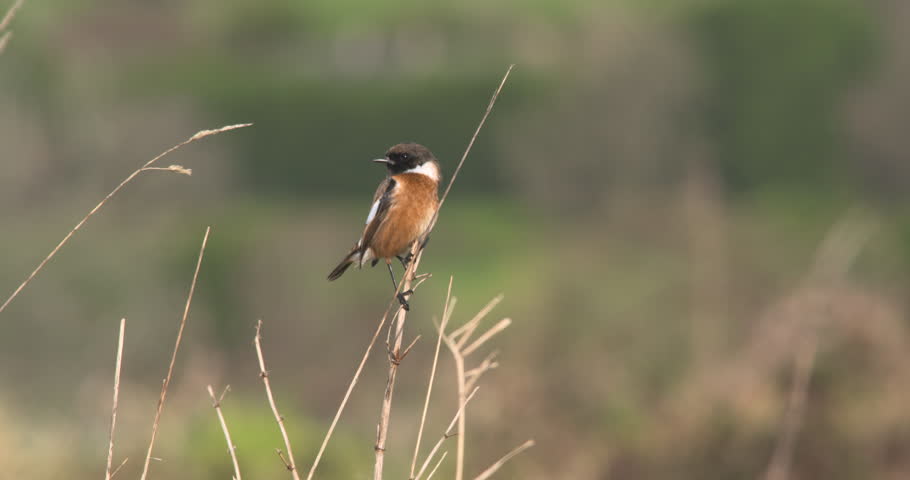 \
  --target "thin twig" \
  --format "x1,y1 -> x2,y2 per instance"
472,439 -> 535,480
414,387 -> 480,480
425,451 -> 448,480
104,318 -> 126,480
305,301 -> 399,480
465,351 -> 499,392
0,124 -> 251,316
139,226 -> 211,480
410,277 -> 454,479
254,320 -> 302,480
207,385 -> 242,480
428,64 -> 515,232
462,318 -> 511,357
